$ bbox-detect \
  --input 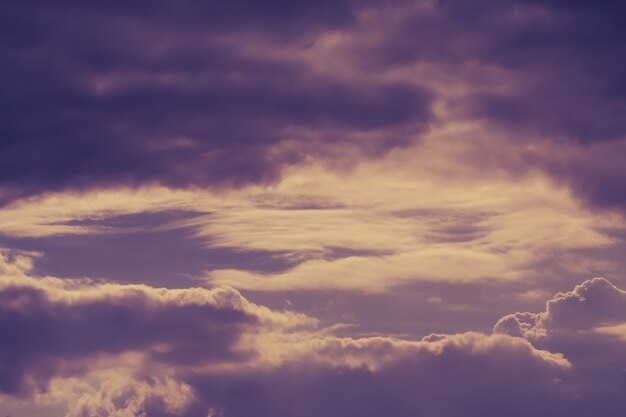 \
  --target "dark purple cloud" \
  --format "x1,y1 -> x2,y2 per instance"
1,263 -> 625,416
495,277 -> 626,415
402,0 -> 626,210
0,276 -> 296,396
183,333 -> 571,417
0,0 -> 431,202
406,0 -> 626,143
333,0 -> 626,211
3,0 -> 626,211
159,278 -> 626,417
60,332 -> 572,417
